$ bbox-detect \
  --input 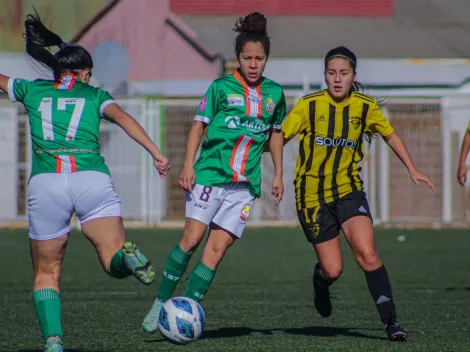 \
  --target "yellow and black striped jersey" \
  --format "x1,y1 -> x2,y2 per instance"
282,90 -> 394,209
